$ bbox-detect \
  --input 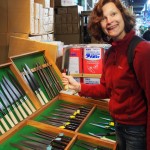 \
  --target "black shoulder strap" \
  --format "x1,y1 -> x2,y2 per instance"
127,35 -> 144,72
127,36 -> 147,109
